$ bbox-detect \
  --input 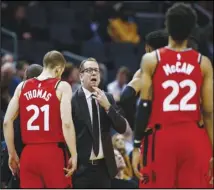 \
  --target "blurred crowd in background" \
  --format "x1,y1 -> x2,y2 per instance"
1,1 -> 213,188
